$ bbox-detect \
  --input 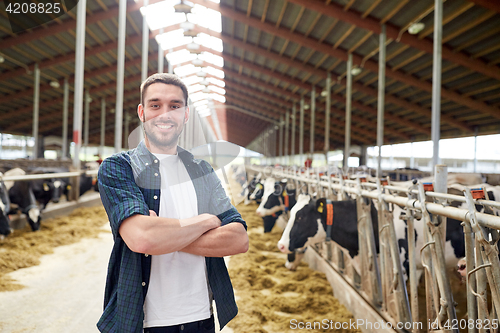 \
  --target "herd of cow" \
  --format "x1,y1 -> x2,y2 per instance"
0,166 -> 98,239
237,168 -> 500,282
